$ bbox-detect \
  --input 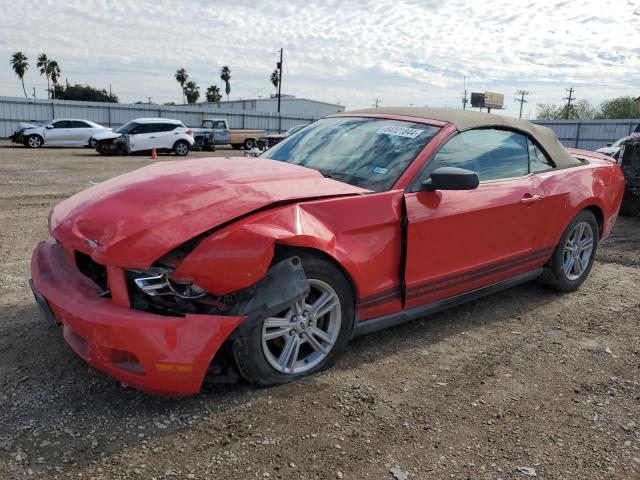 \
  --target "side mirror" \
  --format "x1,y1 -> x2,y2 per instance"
421,167 -> 479,191
45,124 -> 53,129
